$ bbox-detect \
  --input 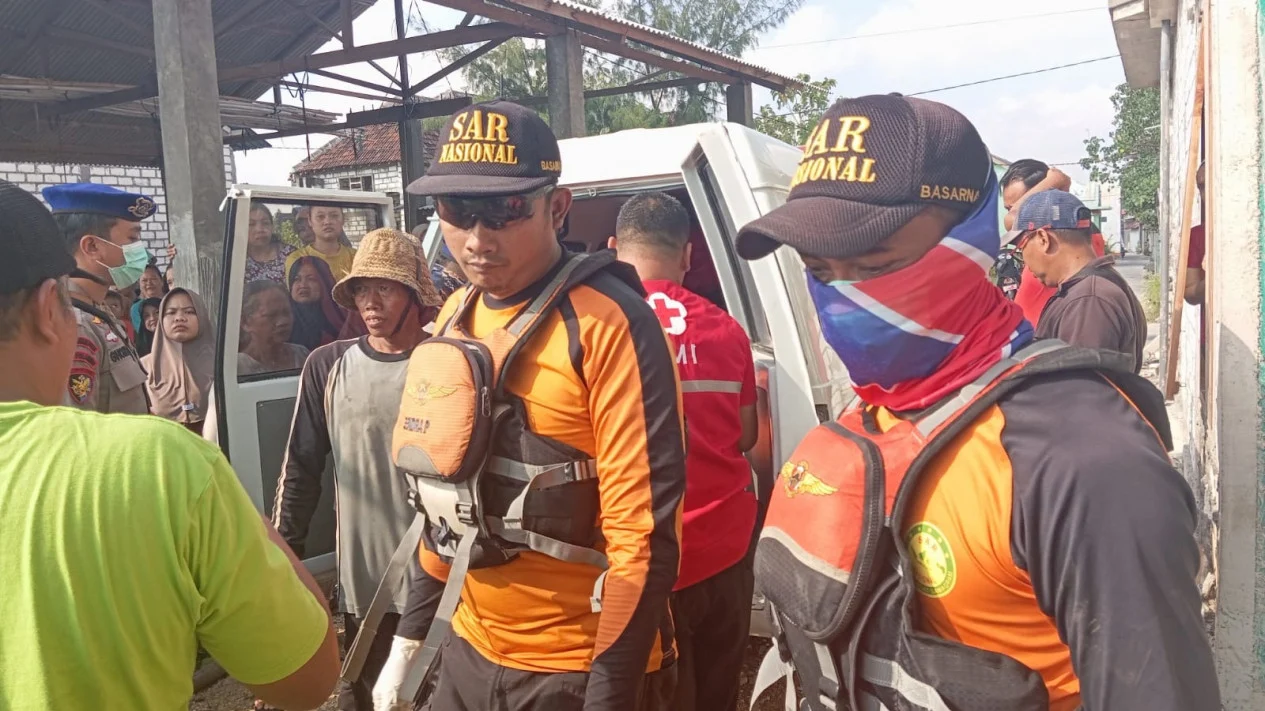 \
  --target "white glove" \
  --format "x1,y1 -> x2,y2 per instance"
372,635 -> 424,711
